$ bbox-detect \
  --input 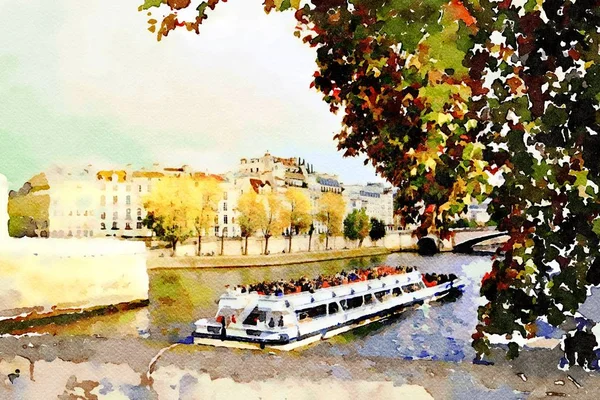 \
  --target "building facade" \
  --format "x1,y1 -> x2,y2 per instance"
343,183 -> 395,229
19,153 -> 396,241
